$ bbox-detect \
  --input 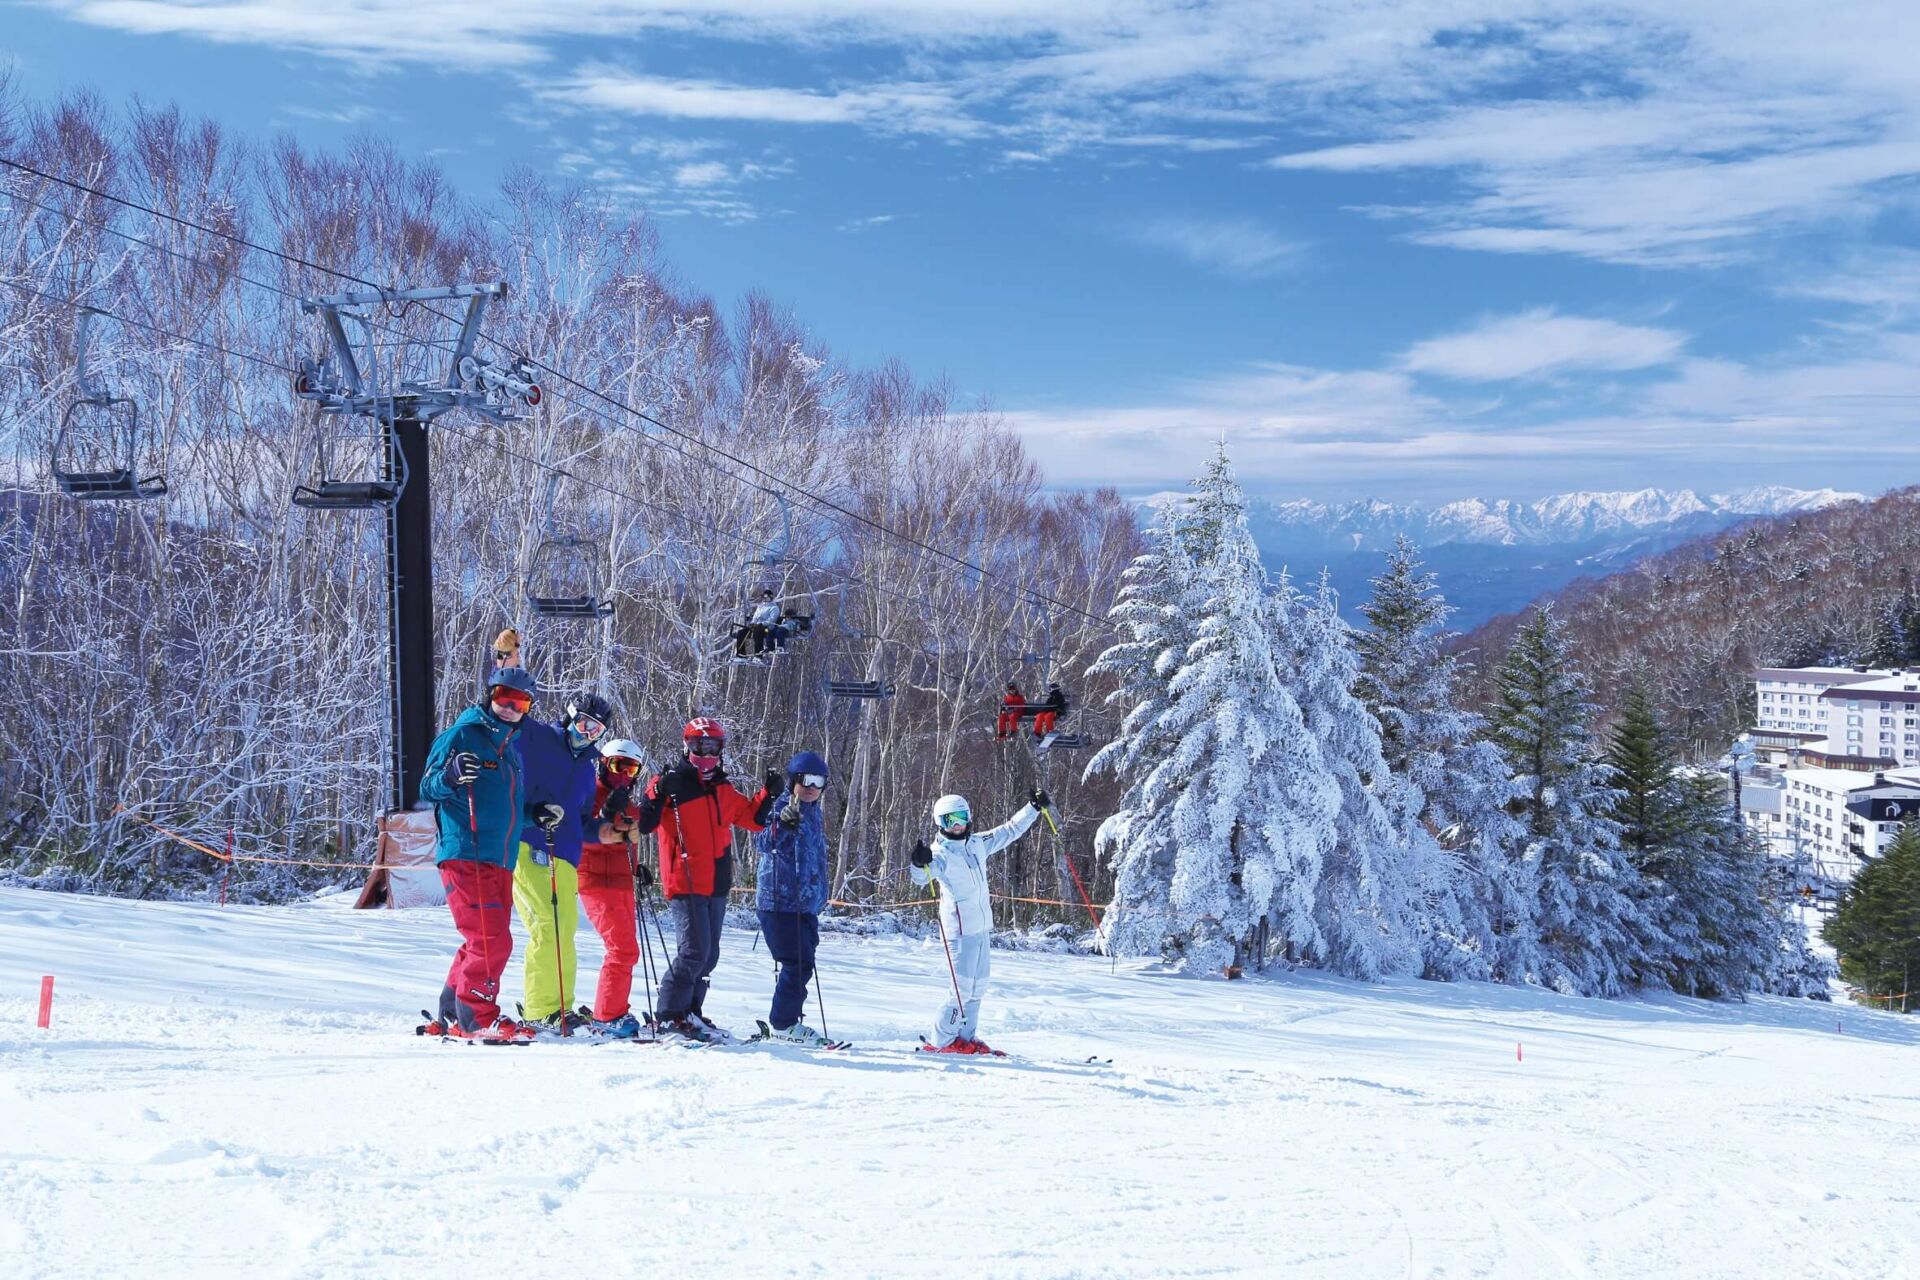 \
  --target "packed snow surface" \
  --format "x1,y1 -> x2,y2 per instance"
2,886 -> 1916,1279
